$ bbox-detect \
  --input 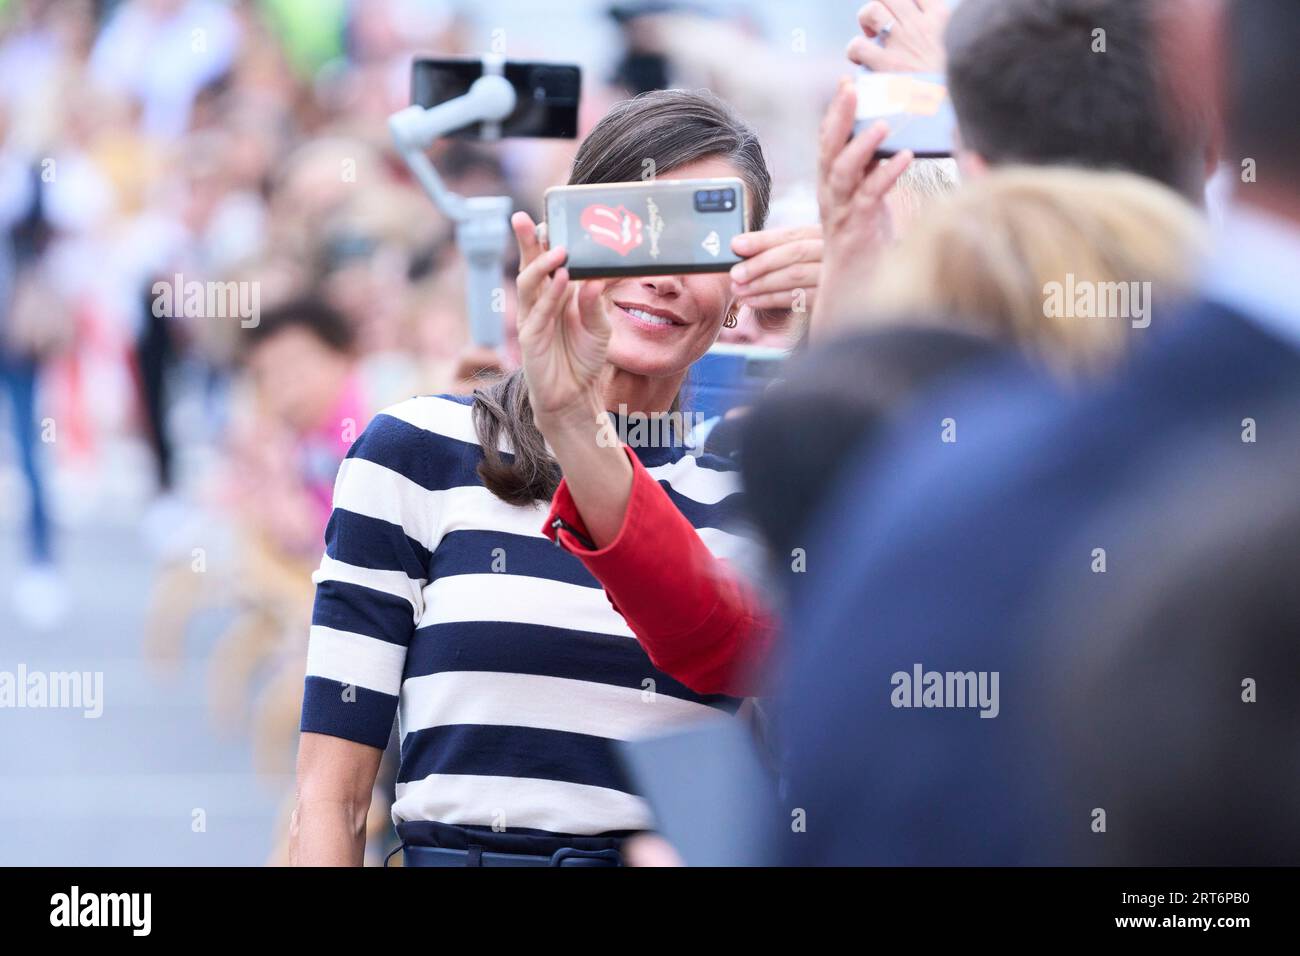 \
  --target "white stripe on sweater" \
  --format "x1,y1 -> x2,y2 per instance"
398,670 -> 725,740
393,773 -> 654,834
